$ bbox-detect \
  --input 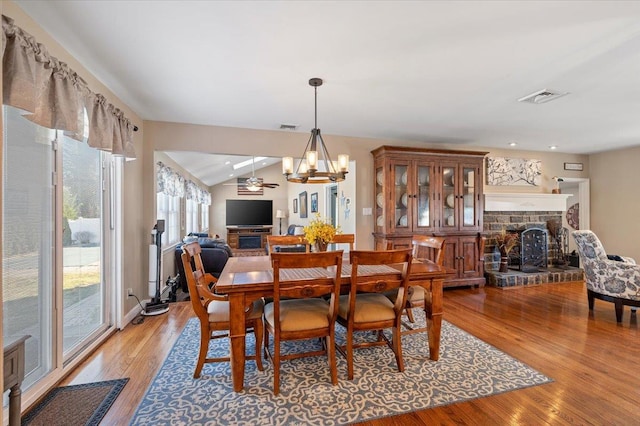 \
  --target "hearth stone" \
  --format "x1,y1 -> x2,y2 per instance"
485,266 -> 584,288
